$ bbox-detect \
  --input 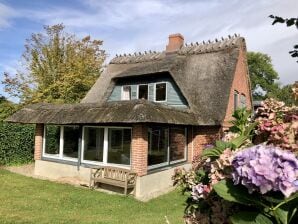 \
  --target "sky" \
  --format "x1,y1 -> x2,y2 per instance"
0,0 -> 297,100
